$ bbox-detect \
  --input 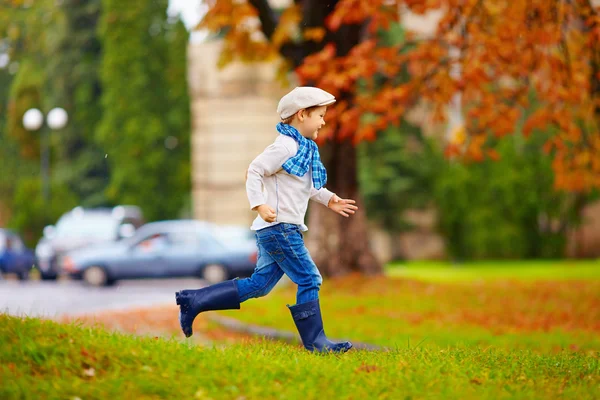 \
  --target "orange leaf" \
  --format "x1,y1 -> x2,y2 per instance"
303,27 -> 327,42
486,149 -> 501,161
